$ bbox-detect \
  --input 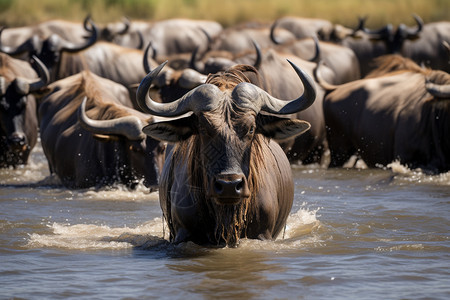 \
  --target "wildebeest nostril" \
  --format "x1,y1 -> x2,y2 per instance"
235,179 -> 244,192
9,134 -> 26,146
214,181 -> 224,193
212,174 -> 249,199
